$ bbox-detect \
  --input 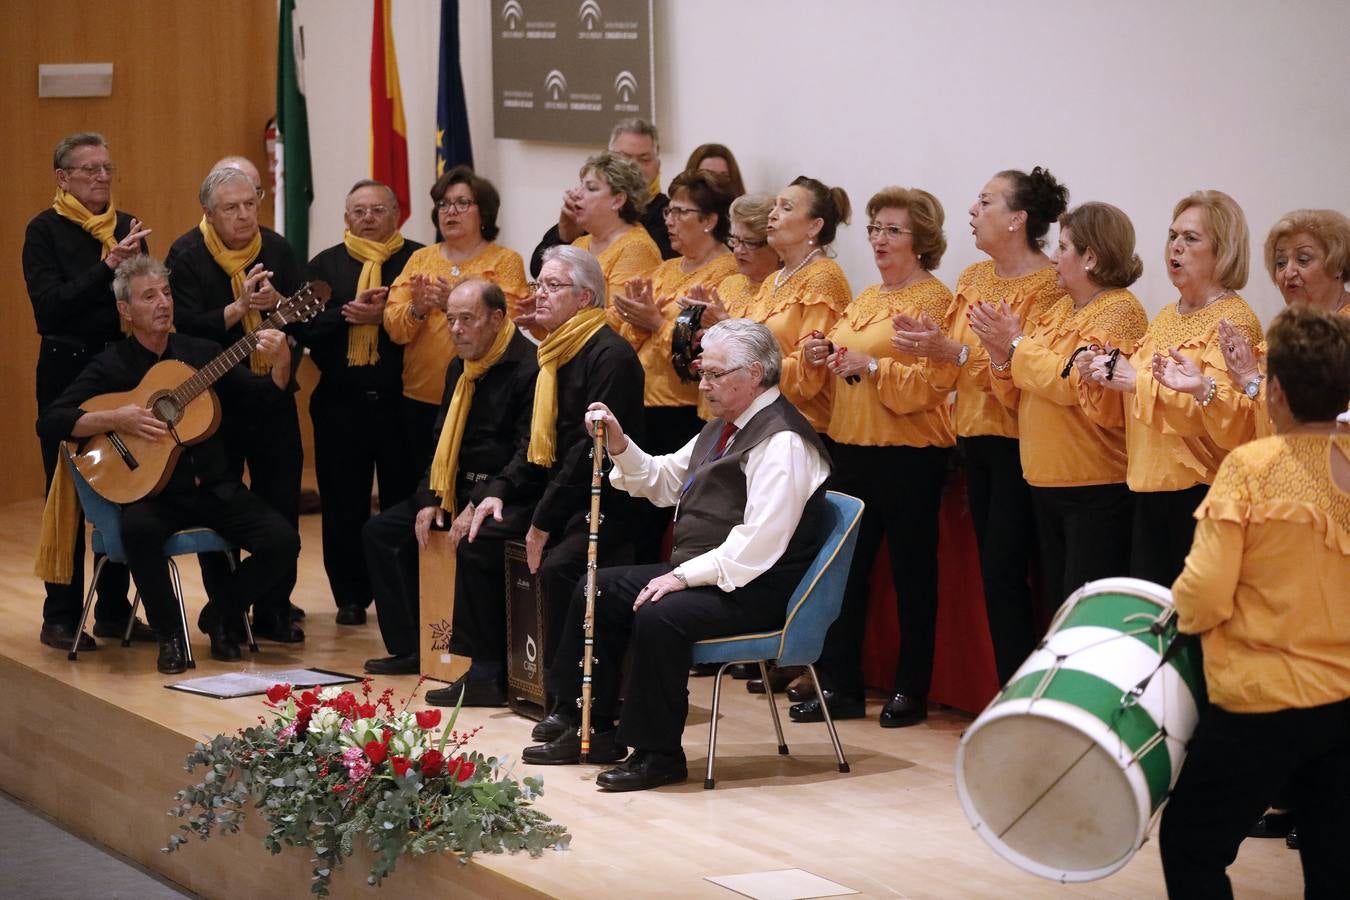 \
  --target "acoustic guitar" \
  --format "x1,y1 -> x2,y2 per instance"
74,281 -> 331,503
